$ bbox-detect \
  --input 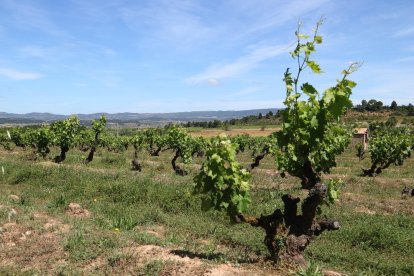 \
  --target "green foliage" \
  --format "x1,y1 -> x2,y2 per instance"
194,135 -> 251,217
9,128 -> 29,148
294,261 -> 323,276
26,126 -> 53,159
50,116 -> 81,152
248,134 -> 277,158
230,134 -> 252,154
91,115 -> 107,142
355,143 -> 365,161
165,125 -> 193,164
142,128 -> 166,155
276,19 -> 357,184
191,136 -> 208,156
103,134 -> 130,152
0,131 -> 13,150
324,179 -> 342,206
131,131 -> 146,152
365,127 -> 412,175
111,213 -> 138,230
